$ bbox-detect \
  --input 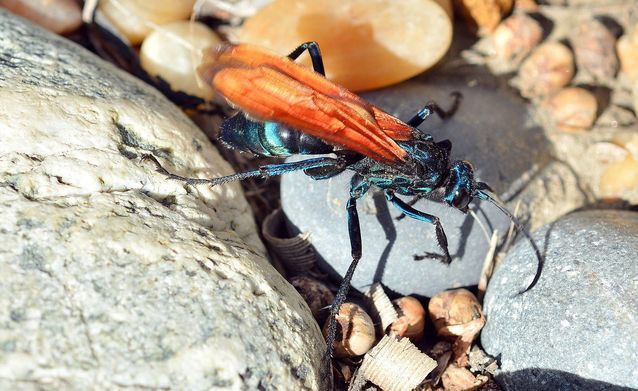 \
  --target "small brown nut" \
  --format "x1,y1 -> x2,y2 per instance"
617,24 -> 638,82
289,276 -> 334,320
441,364 -> 488,391
428,289 -> 485,365
600,155 -> 638,198
0,0 -> 82,34
454,0 -> 513,34
389,296 -> 426,342
518,42 -> 574,98
323,303 -> 375,358
541,87 -> 598,132
493,13 -> 543,65
571,19 -> 618,80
